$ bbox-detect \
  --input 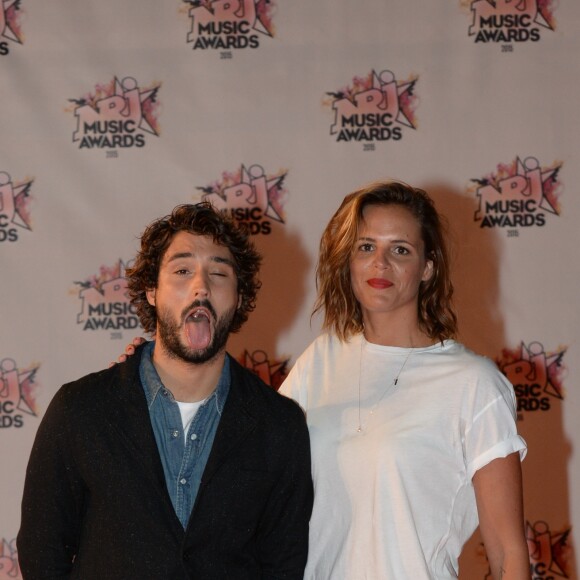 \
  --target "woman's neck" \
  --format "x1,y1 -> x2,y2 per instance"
362,313 -> 434,348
